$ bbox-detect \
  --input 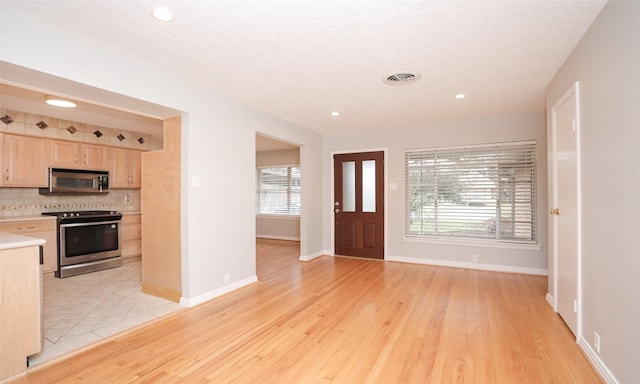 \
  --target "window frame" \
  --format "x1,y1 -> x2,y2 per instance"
404,141 -> 538,246
256,164 -> 301,217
